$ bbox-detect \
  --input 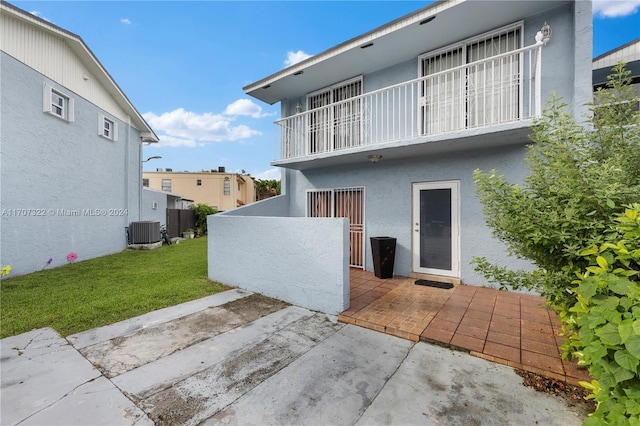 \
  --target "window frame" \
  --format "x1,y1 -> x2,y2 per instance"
99,114 -> 119,141
223,177 -> 230,195
43,83 -> 74,122
161,179 -> 172,192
